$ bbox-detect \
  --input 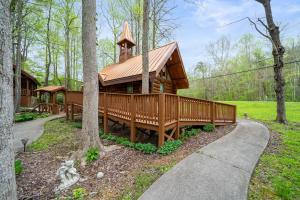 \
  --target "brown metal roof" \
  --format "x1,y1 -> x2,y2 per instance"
13,65 -> 40,85
35,86 -> 66,93
99,41 -> 189,88
117,21 -> 135,46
